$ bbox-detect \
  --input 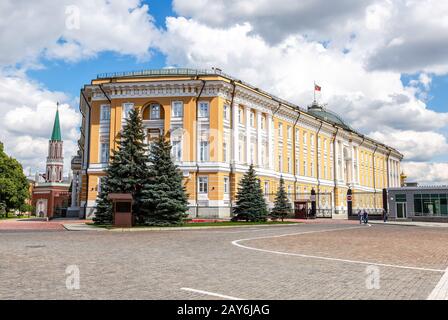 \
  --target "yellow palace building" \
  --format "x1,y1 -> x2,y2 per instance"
71,68 -> 403,219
